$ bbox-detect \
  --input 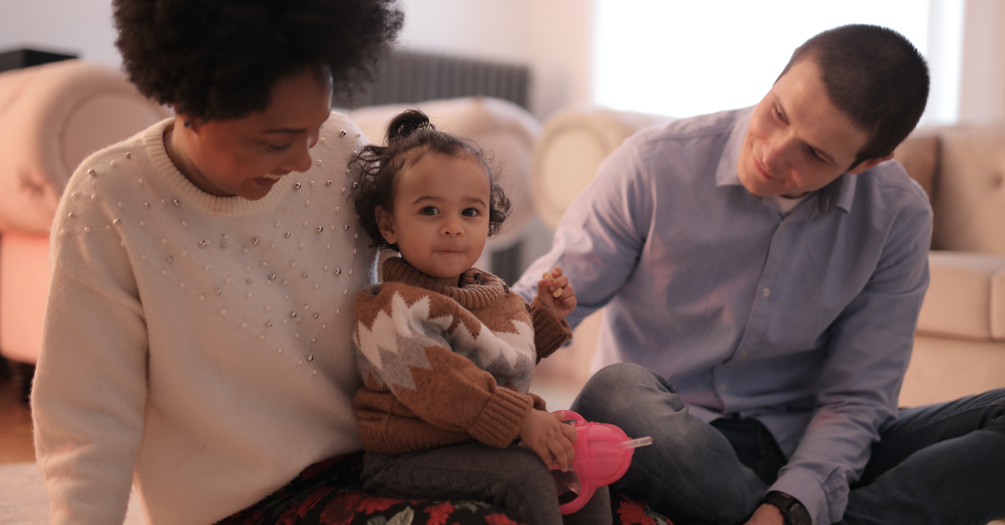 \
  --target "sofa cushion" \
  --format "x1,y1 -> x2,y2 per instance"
929,123 -> 1005,255
892,131 -> 938,206
917,251 -> 1005,341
